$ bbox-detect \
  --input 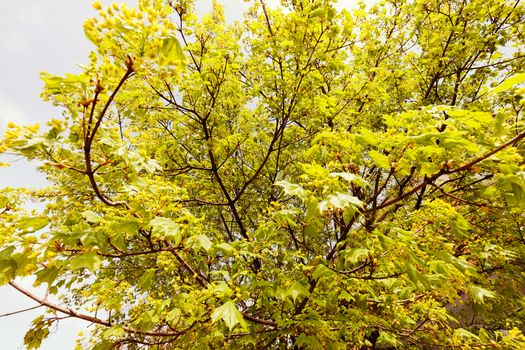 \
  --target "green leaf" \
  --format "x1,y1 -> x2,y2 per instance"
34,267 -> 60,286
356,294 -> 368,310
24,315 -> 50,350
80,231 -> 109,250
186,234 -> 212,252
453,328 -> 480,341
239,334 -> 258,347
91,340 -> 113,350
0,195 -> 9,208
301,163 -> 330,178
150,217 -> 182,245
436,252 -> 480,278
82,210 -> 101,224
376,231 -> 395,249
112,221 -> 139,236
166,308 -> 182,325
11,252 -> 31,275
319,193 -> 362,212
338,290 -> 353,302
357,127 -> 378,146
406,263 -> 431,291
138,268 -> 156,290
328,341 -> 347,350
369,150 -> 390,169
467,284 -> 496,304
132,310 -> 158,331
69,252 -> 102,272
296,333 -> 321,349
492,73 -> 525,93
110,221 -> 138,250
110,231 -> 127,251
478,328 -> 491,343
494,112 -> 506,136
310,7 -> 326,18
275,180 -> 307,199
330,172 -> 369,188
286,281 -> 310,302
215,242 -> 236,255
341,248 -> 369,265
420,162 -> 439,177
102,325 -> 126,340
211,300 -> 246,331
160,37 -> 185,65
377,332 -> 399,347
210,282 -> 233,298
63,212 -> 81,226
312,264 -> 334,281
17,216 -> 49,233
0,257 -> 17,285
